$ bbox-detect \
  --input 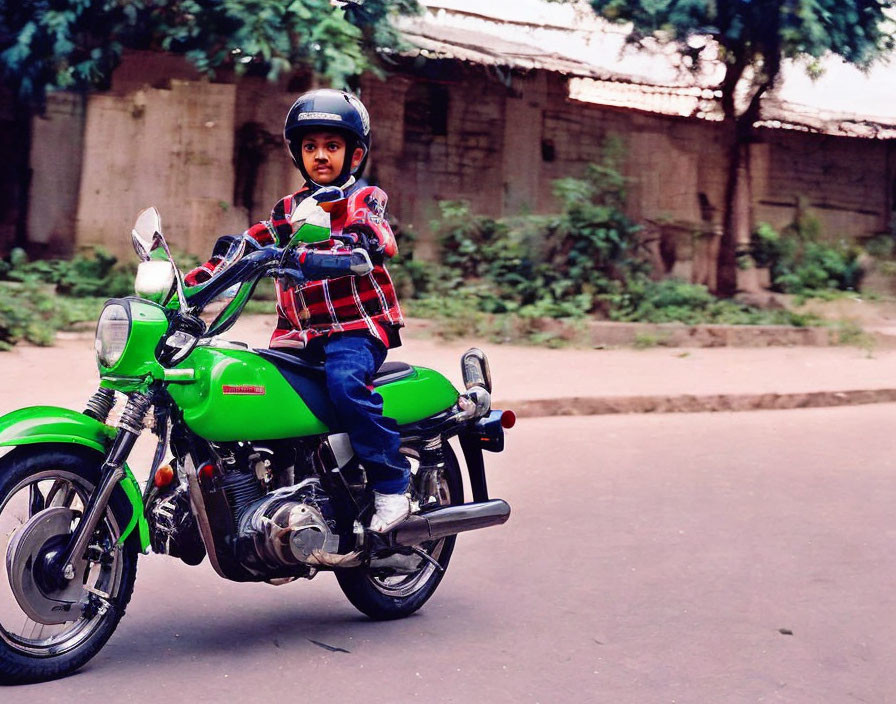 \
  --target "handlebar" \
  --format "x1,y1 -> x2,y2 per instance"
184,244 -> 374,311
184,246 -> 281,310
